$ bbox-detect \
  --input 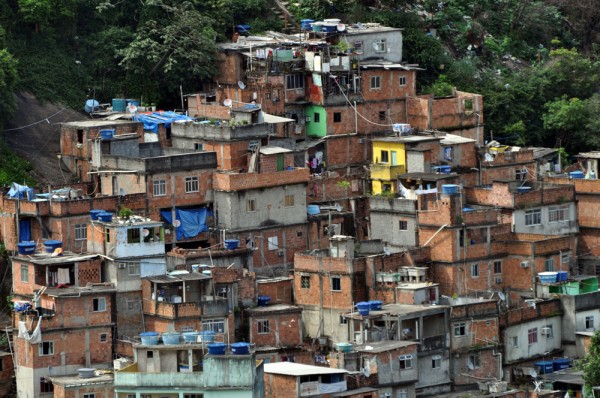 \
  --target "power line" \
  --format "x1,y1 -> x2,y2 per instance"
1,108 -> 68,132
